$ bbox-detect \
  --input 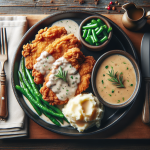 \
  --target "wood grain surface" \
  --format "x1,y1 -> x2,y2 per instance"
10,14 -> 149,140
0,0 -> 150,15
0,1 -> 150,147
